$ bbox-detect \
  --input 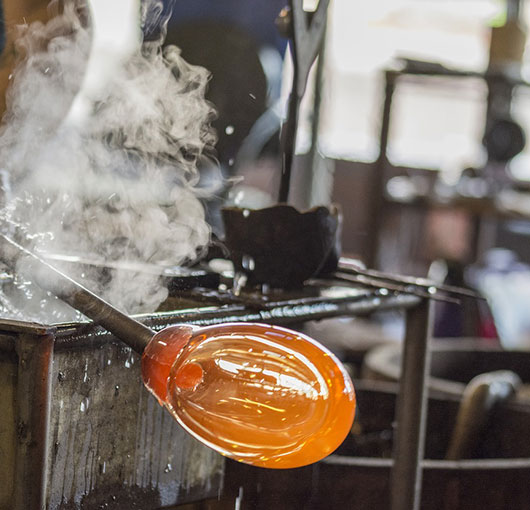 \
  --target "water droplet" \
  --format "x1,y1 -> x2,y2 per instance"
124,352 -> 135,368
242,209 -> 250,218
235,486 -> 244,510
232,273 -> 247,296
80,397 -> 90,413
114,385 -> 120,396
232,190 -> 245,205
242,255 -> 255,272
225,125 -> 235,135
